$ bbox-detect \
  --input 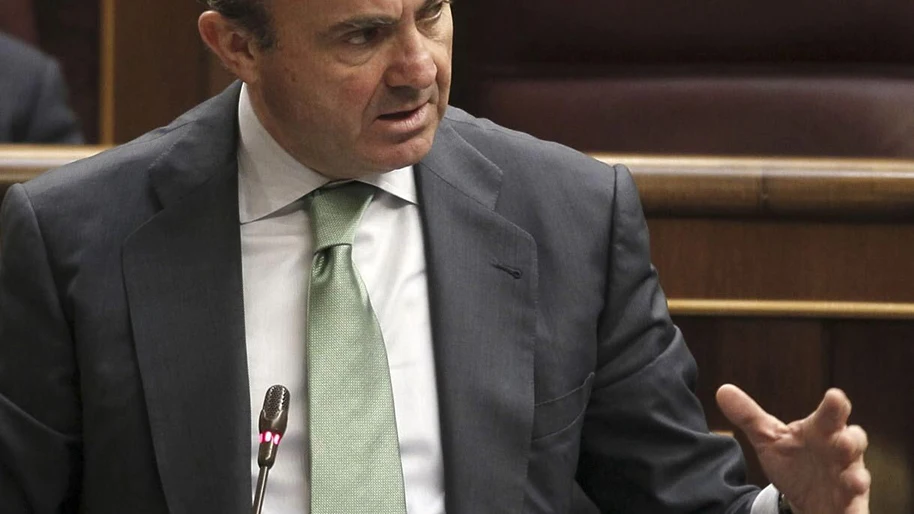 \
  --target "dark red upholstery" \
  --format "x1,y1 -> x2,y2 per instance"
452,1 -> 914,157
